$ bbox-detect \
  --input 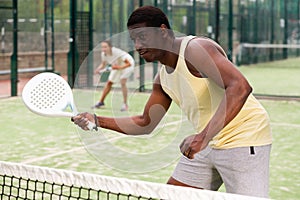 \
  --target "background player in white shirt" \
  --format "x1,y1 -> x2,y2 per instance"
94,40 -> 135,111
